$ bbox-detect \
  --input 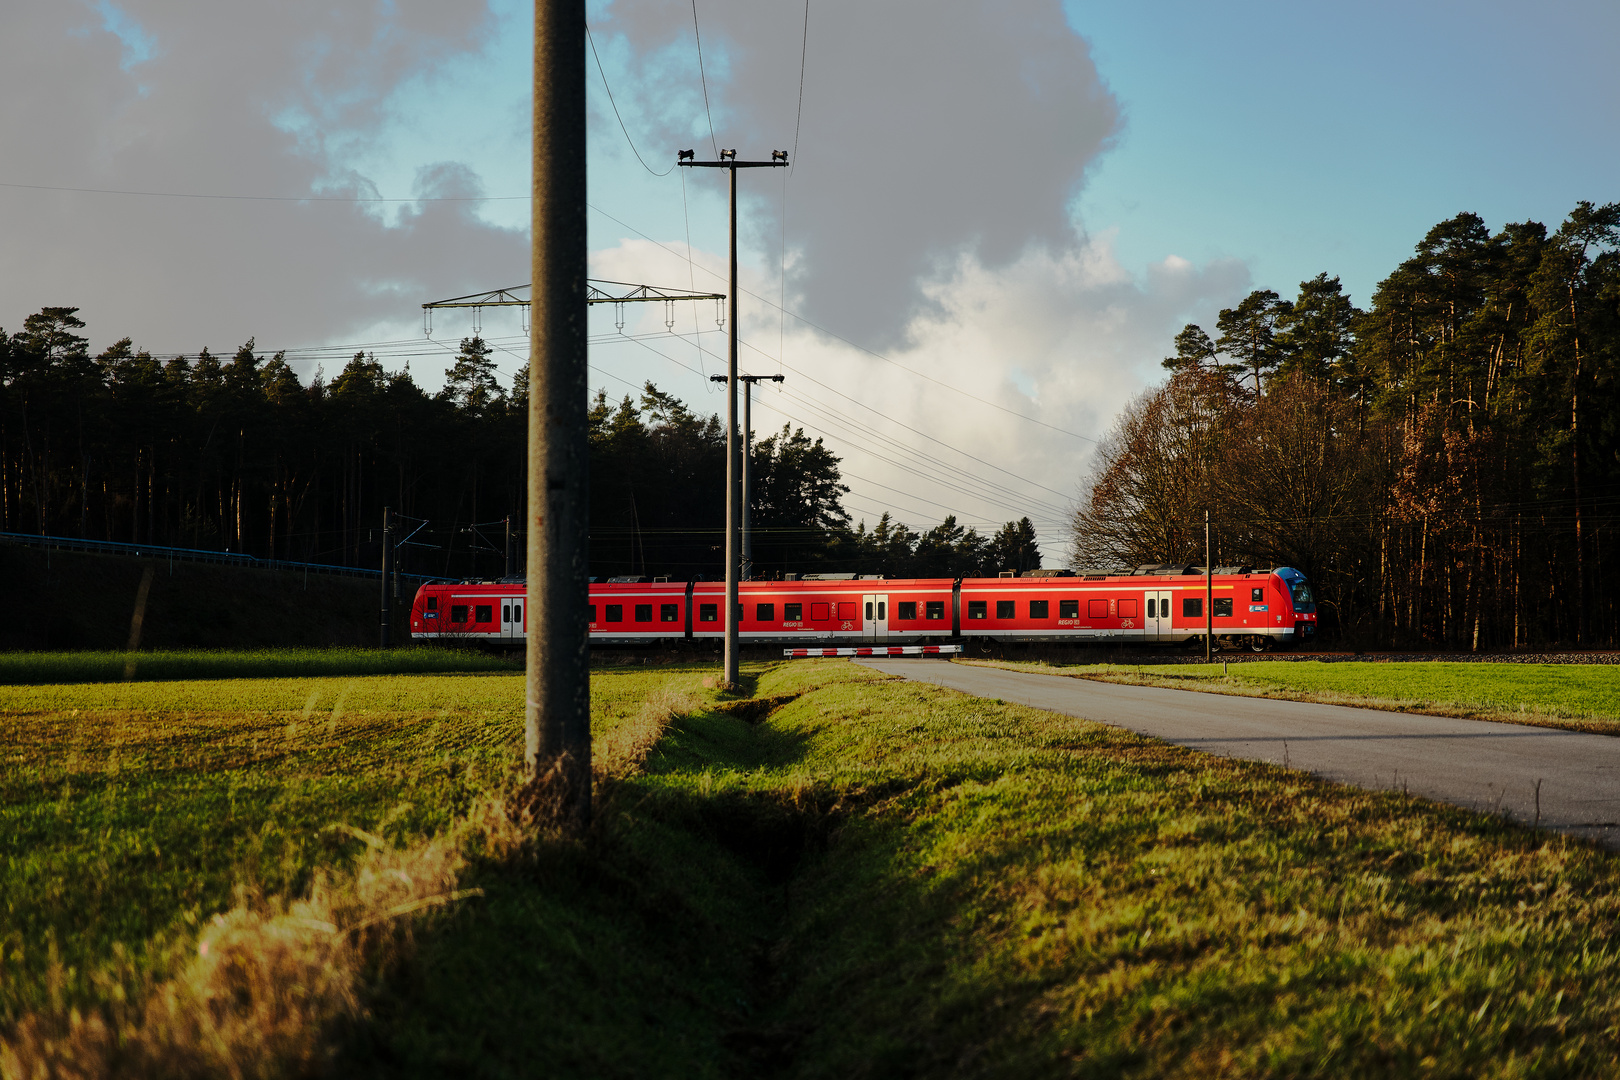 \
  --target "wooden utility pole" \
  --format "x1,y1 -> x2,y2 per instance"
527,0 -> 591,825
680,151 -> 788,686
